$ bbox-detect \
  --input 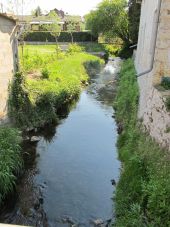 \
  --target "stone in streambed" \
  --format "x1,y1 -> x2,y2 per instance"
31,136 -> 41,142
92,218 -> 104,226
